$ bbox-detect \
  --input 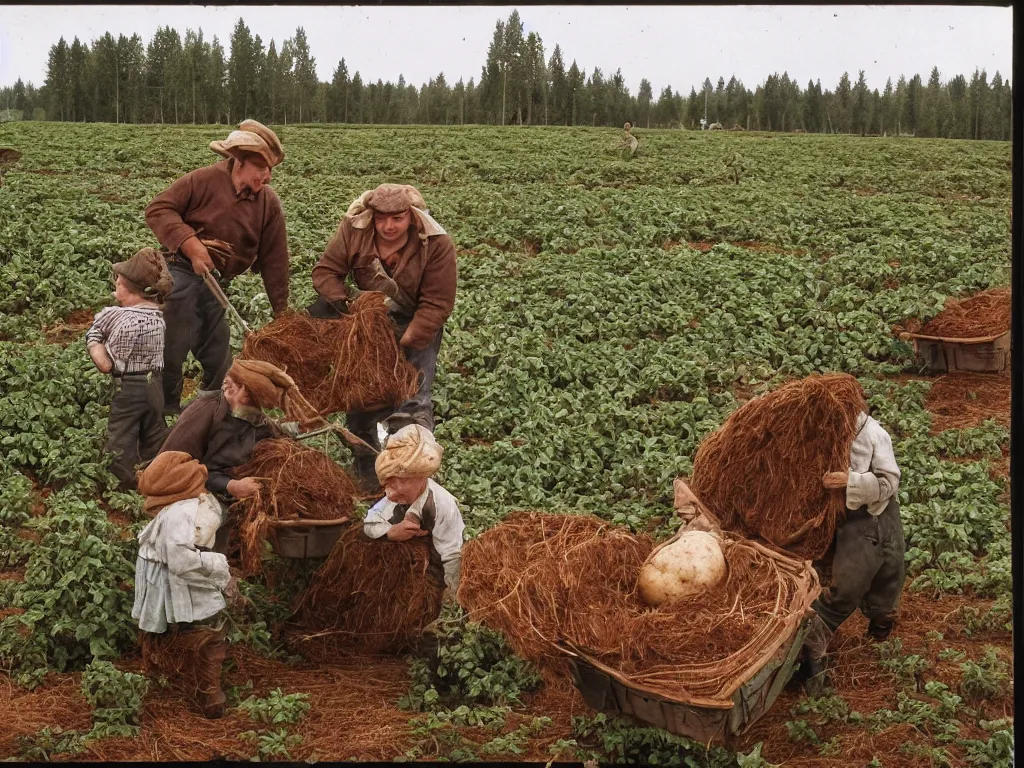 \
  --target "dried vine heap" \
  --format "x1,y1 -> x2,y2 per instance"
241,292 -> 420,415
